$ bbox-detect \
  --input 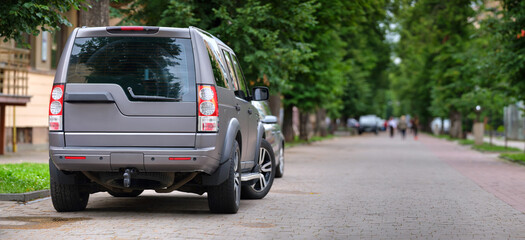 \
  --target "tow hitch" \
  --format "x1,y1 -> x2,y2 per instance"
123,168 -> 136,188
